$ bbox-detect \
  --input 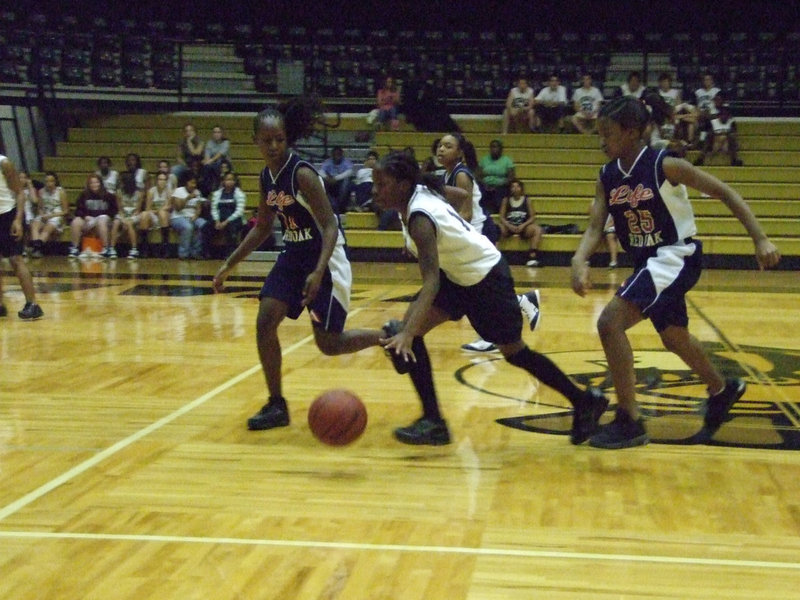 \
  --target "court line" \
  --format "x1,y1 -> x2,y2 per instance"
0,530 -> 798,571
0,331 -> 319,523
688,297 -> 800,427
